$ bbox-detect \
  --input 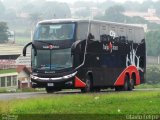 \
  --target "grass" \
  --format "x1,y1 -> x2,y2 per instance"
0,91 -> 160,120
0,69 -> 16,74
0,88 -> 45,93
0,88 -> 8,93
135,83 -> 160,89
